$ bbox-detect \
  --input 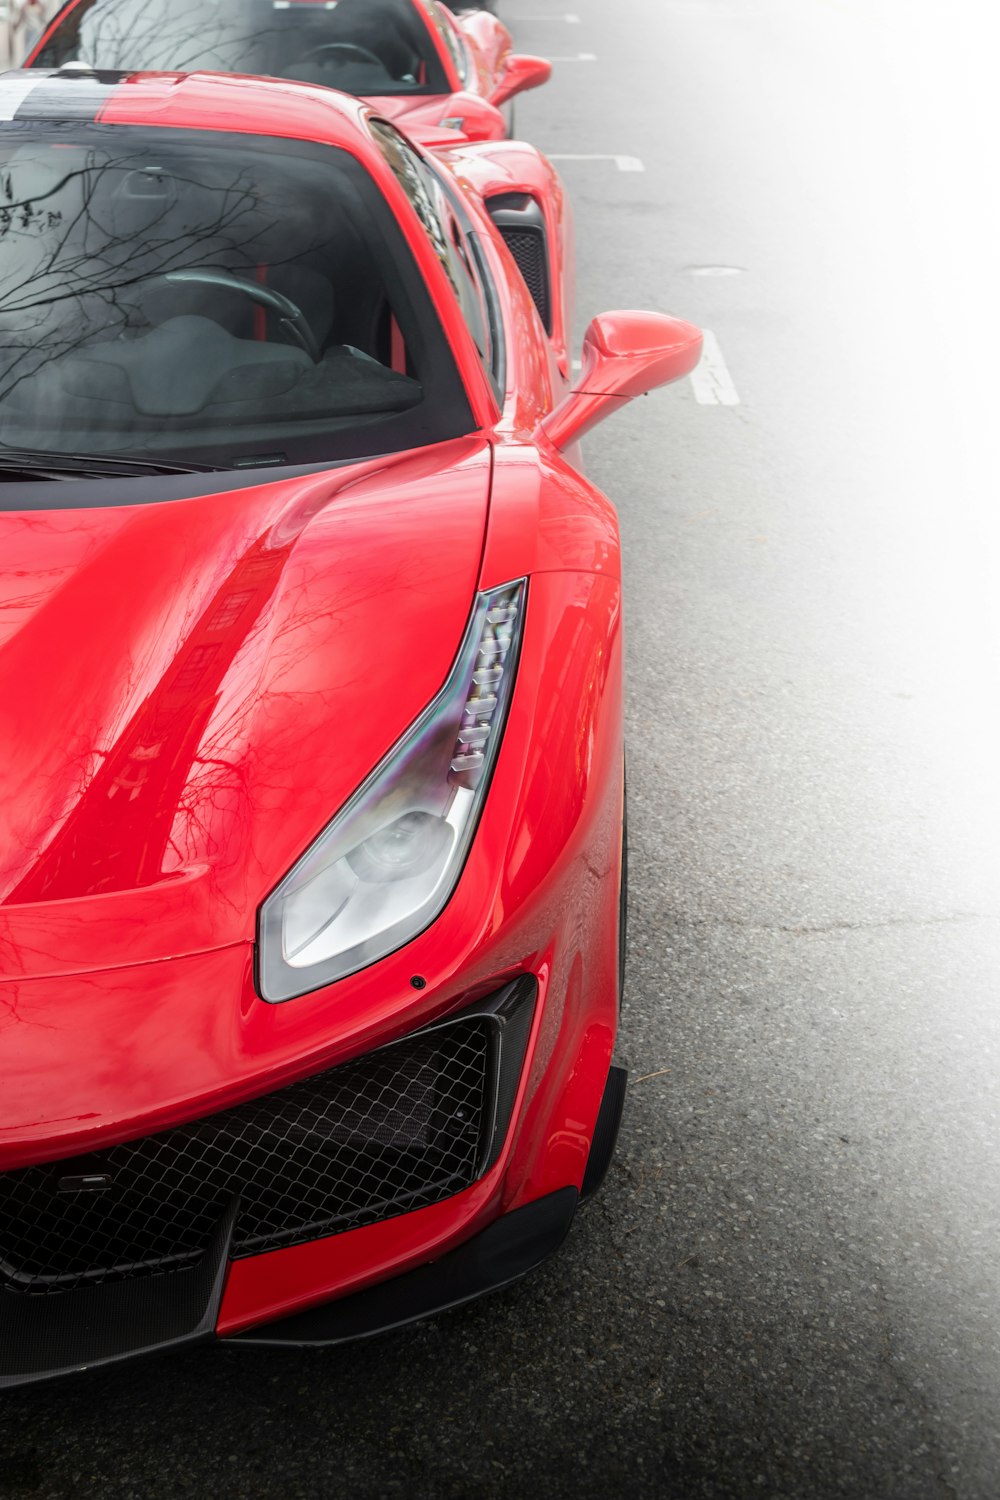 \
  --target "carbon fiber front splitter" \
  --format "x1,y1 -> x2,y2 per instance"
226,1185 -> 580,1348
